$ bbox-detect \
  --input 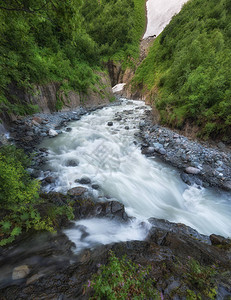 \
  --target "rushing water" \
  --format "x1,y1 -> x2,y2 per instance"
39,99 -> 231,245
